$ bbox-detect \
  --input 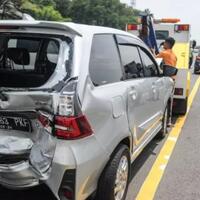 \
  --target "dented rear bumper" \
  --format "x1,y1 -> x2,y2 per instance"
0,129 -> 56,189
0,161 -> 43,188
